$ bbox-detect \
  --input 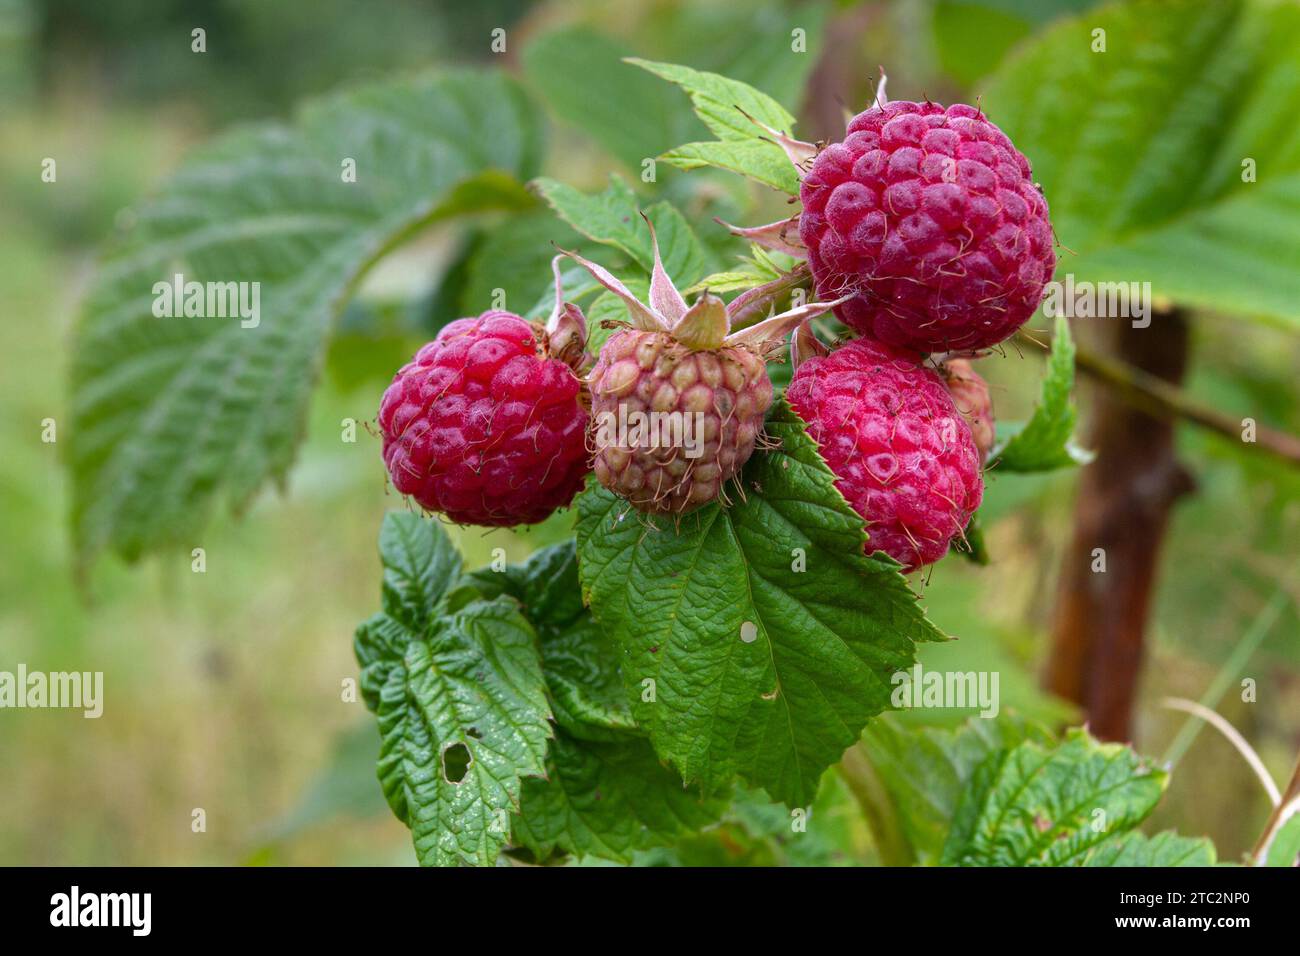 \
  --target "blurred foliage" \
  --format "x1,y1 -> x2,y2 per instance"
930,0 -> 1100,84
986,0 -> 1300,332
67,70 -> 545,566
31,0 -> 534,120
2,0 -> 1298,865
